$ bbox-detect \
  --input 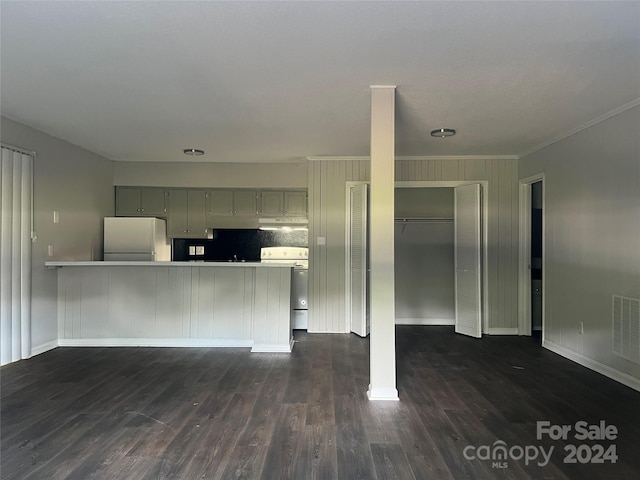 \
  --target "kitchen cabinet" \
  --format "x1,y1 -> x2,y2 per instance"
260,191 -> 284,216
207,189 -> 258,217
116,187 -> 166,216
116,186 -> 307,232
259,190 -> 307,217
233,190 -> 258,216
284,191 -> 307,217
208,189 -> 234,216
166,189 -> 207,238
